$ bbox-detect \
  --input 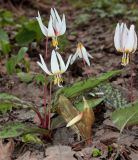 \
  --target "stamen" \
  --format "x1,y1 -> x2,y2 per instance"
52,37 -> 58,48
54,74 -> 63,87
121,53 -> 130,66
